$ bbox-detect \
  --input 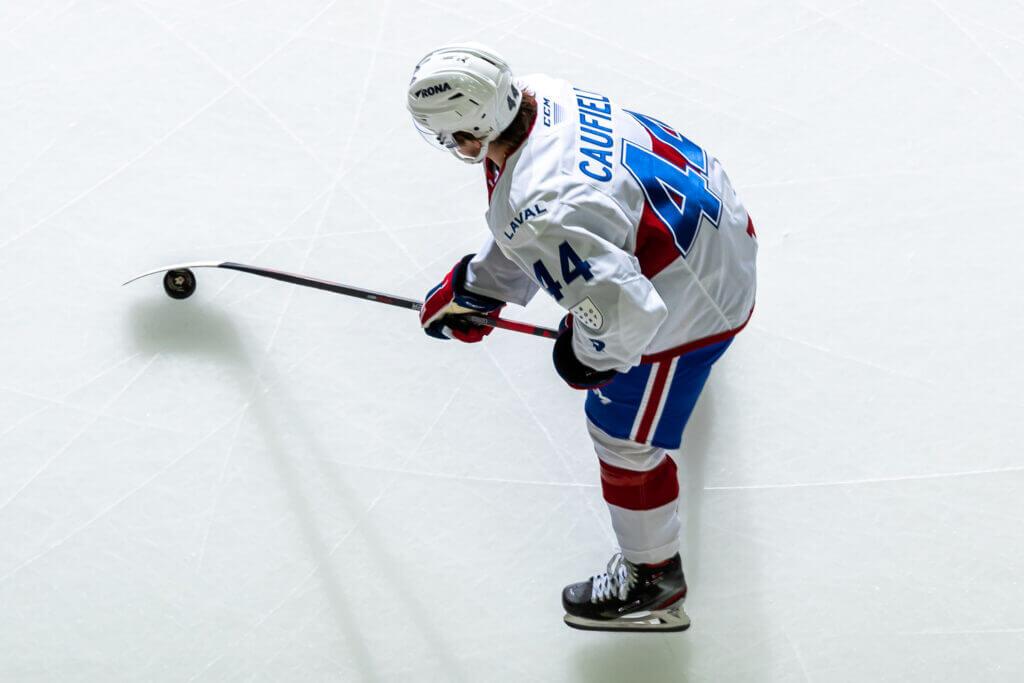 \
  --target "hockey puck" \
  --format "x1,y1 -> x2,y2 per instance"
163,268 -> 196,300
